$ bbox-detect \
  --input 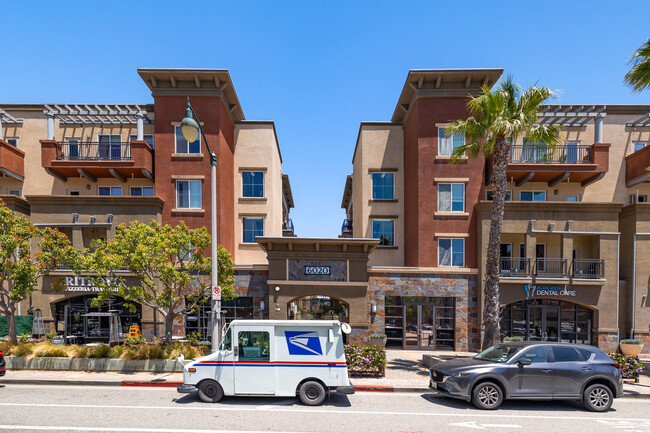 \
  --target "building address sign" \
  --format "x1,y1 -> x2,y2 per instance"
304,266 -> 331,275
